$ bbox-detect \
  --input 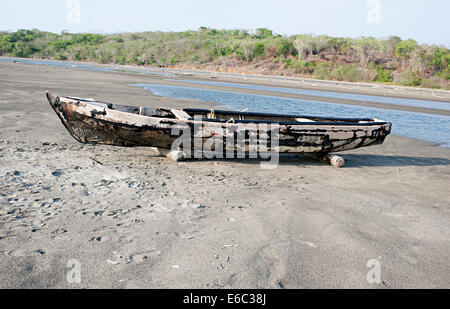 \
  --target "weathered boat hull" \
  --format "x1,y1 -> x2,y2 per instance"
46,91 -> 392,156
